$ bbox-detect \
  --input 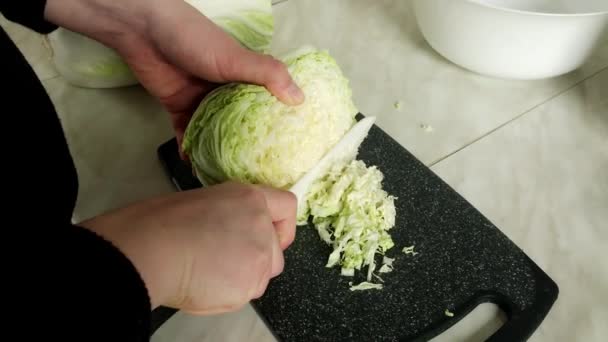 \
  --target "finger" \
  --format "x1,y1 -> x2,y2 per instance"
253,227 -> 283,299
257,186 -> 297,250
269,229 -> 284,278
170,115 -> 189,162
221,50 -> 305,106
273,217 -> 296,250
252,256 -> 272,299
